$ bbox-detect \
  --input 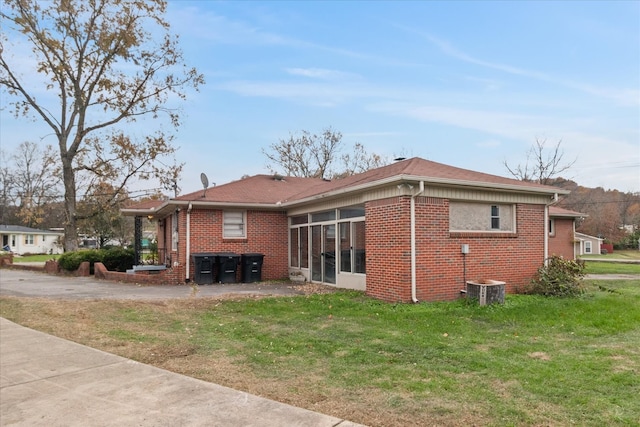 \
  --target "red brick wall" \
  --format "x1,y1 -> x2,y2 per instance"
549,218 -> 575,259
365,197 -> 413,302
365,196 -> 546,302
179,209 -> 289,282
